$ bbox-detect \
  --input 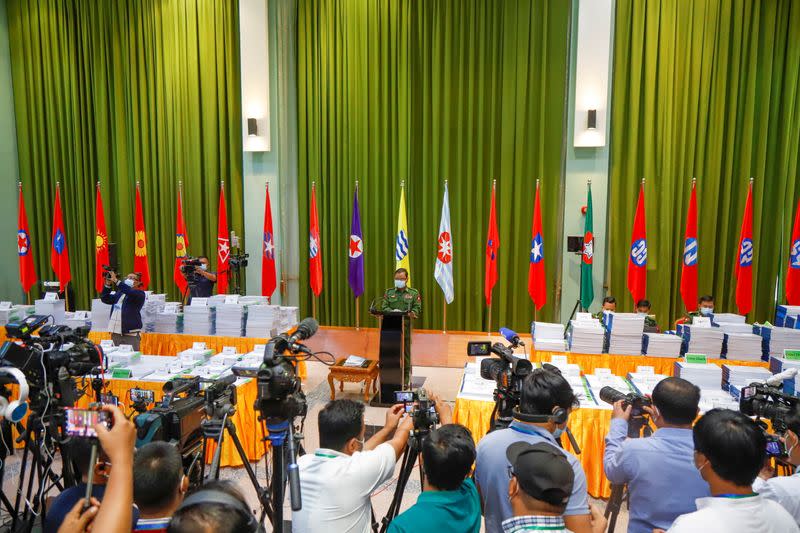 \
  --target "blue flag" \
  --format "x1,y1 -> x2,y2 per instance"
348,186 -> 365,297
